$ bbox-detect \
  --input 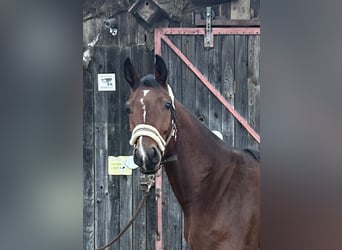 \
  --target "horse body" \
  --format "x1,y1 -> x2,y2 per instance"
123,55 -> 260,250
164,101 -> 260,250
